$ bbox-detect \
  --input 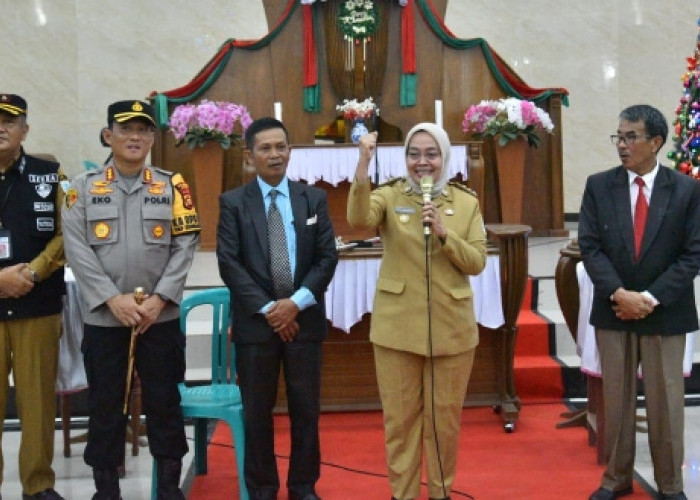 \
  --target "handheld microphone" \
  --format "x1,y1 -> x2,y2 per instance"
420,175 -> 434,236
